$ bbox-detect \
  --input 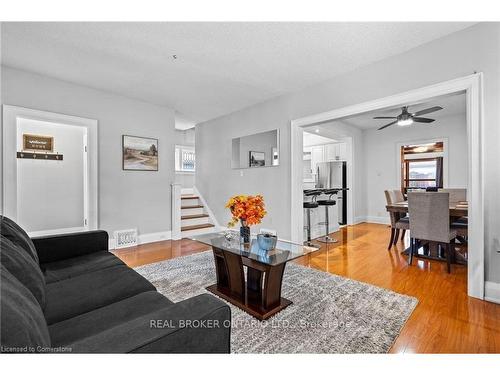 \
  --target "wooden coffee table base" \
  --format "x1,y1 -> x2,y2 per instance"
206,285 -> 292,320
207,246 -> 292,320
